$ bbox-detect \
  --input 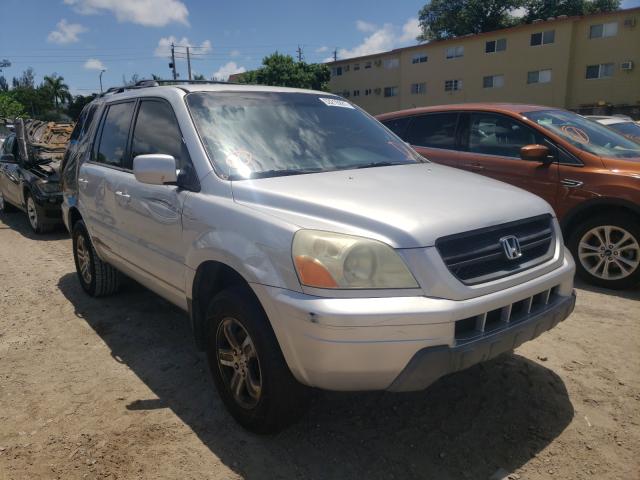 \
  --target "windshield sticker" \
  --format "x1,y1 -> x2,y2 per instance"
319,98 -> 355,109
561,125 -> 590,144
